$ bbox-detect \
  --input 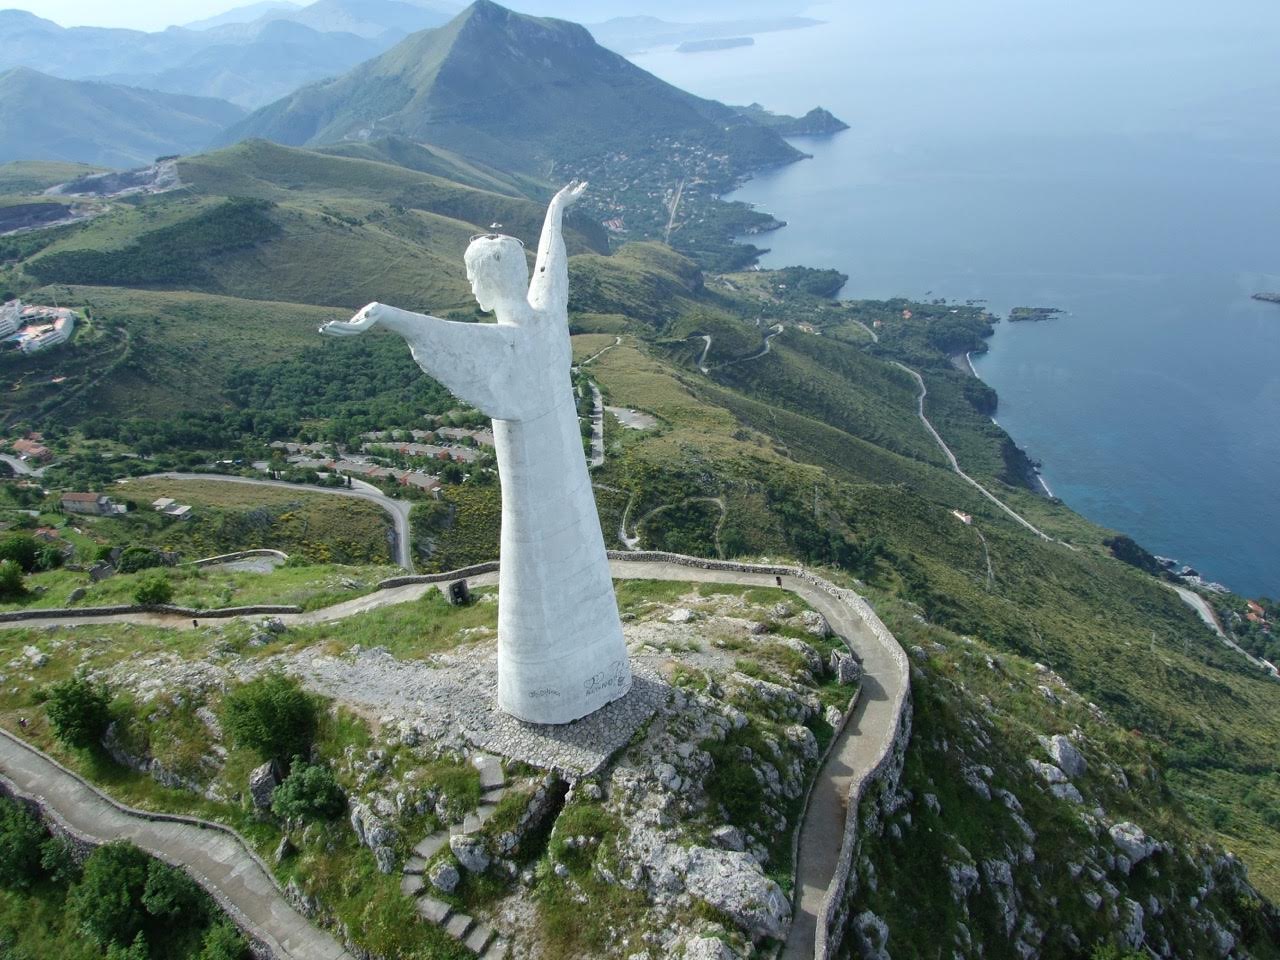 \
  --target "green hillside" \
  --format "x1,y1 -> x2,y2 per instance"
0,68 -> 245,169
0,160 -> 105,195
216,0 -> 802,176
